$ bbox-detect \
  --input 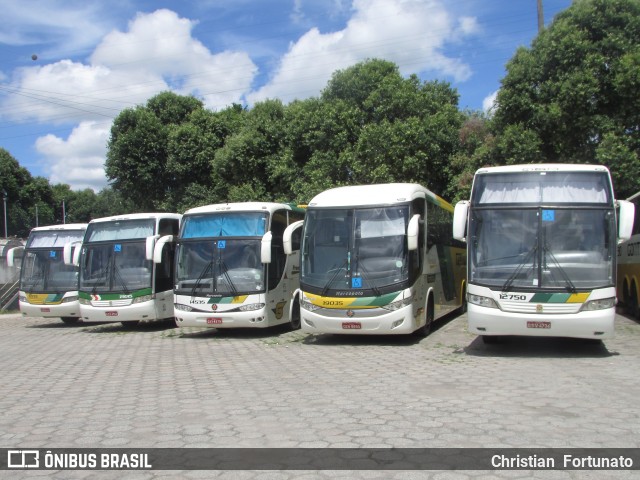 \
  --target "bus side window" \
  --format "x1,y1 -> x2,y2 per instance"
159,219 -> 179,236
268,210 -> 288,291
